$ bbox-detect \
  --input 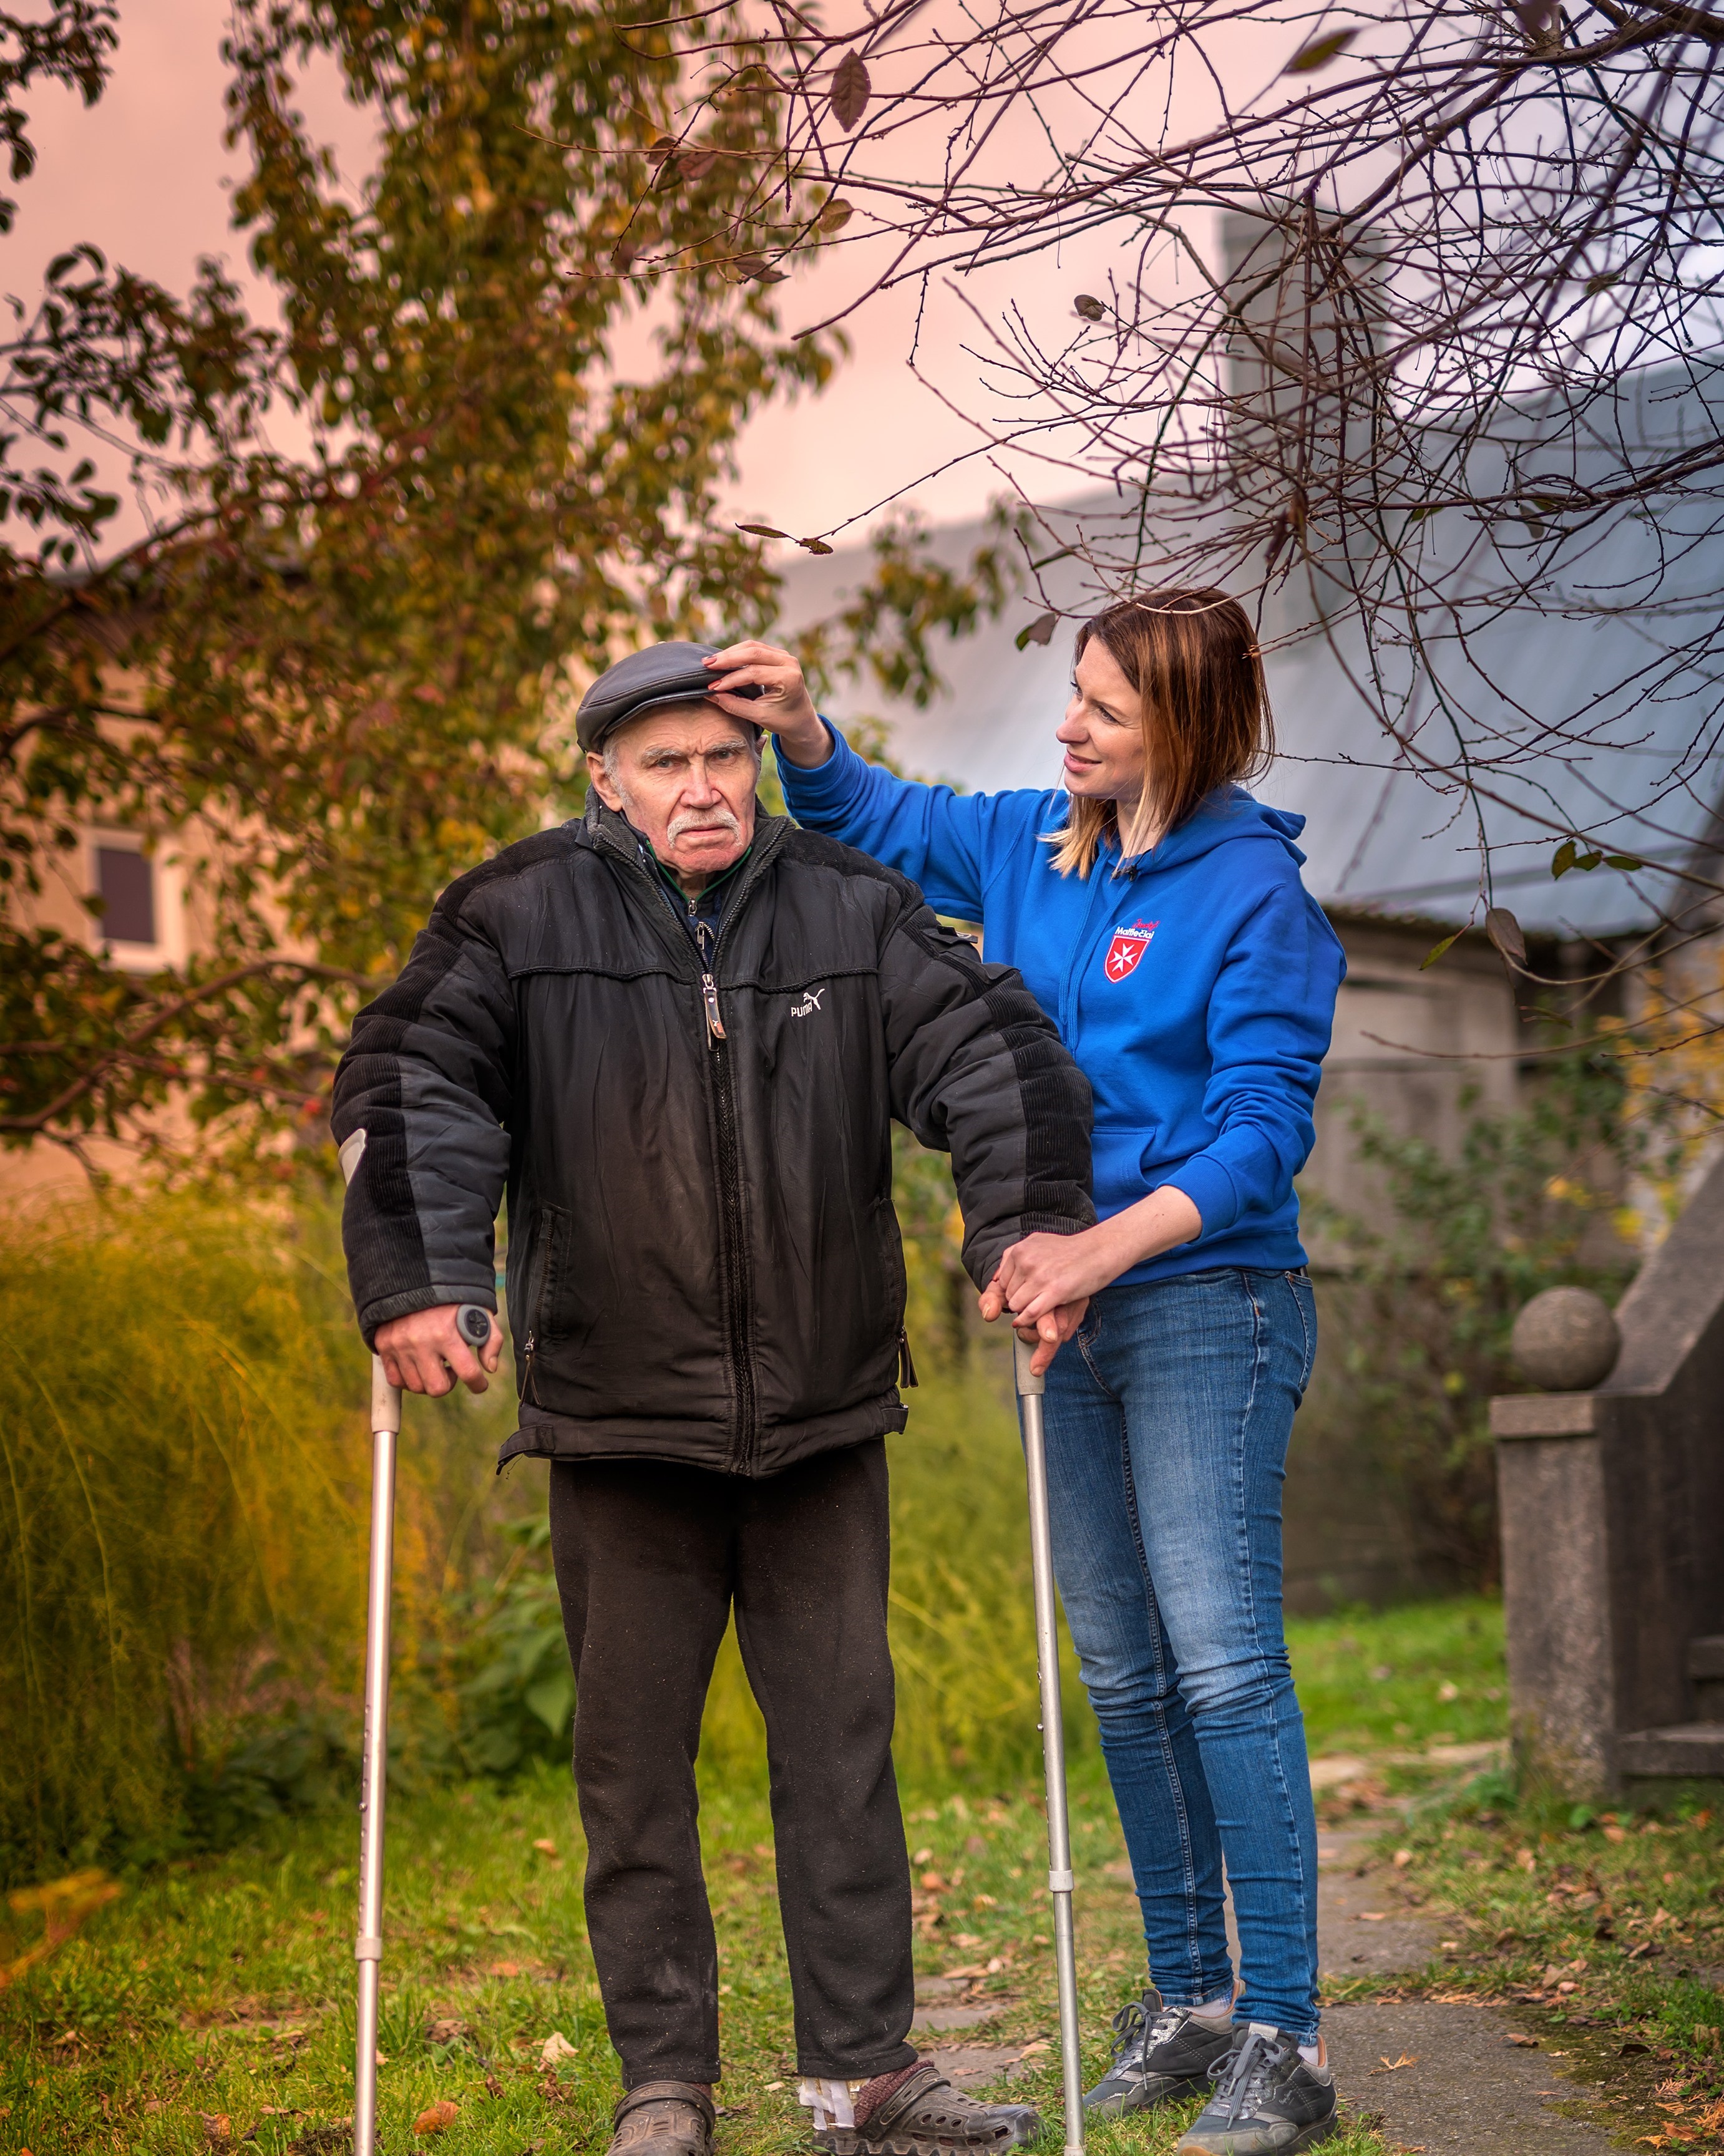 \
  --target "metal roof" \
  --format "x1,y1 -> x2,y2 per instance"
772,362 -> 1724,938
